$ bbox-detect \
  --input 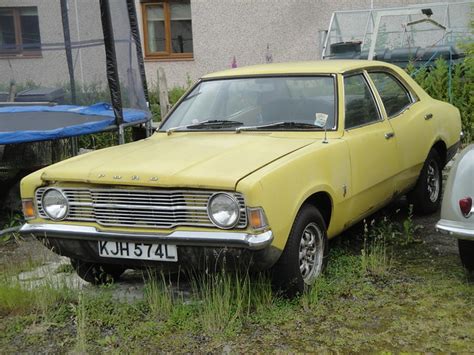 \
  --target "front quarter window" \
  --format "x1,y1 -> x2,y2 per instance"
160,76 -> 336,131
